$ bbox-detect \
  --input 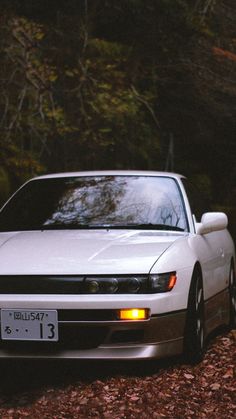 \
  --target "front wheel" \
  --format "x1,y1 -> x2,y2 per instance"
229,263 -> 236,328
184,269 -> 205,364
